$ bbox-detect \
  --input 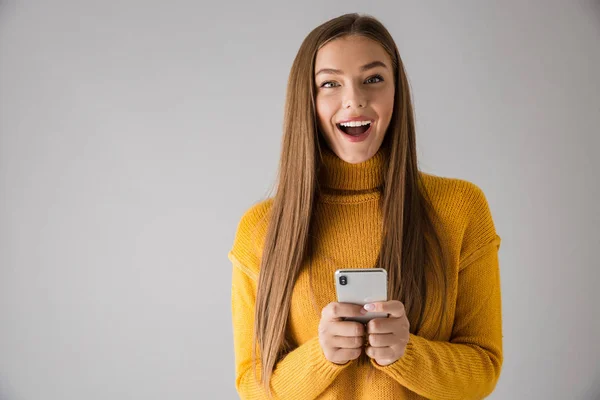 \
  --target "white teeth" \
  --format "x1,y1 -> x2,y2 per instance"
339,120 -> 371,127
